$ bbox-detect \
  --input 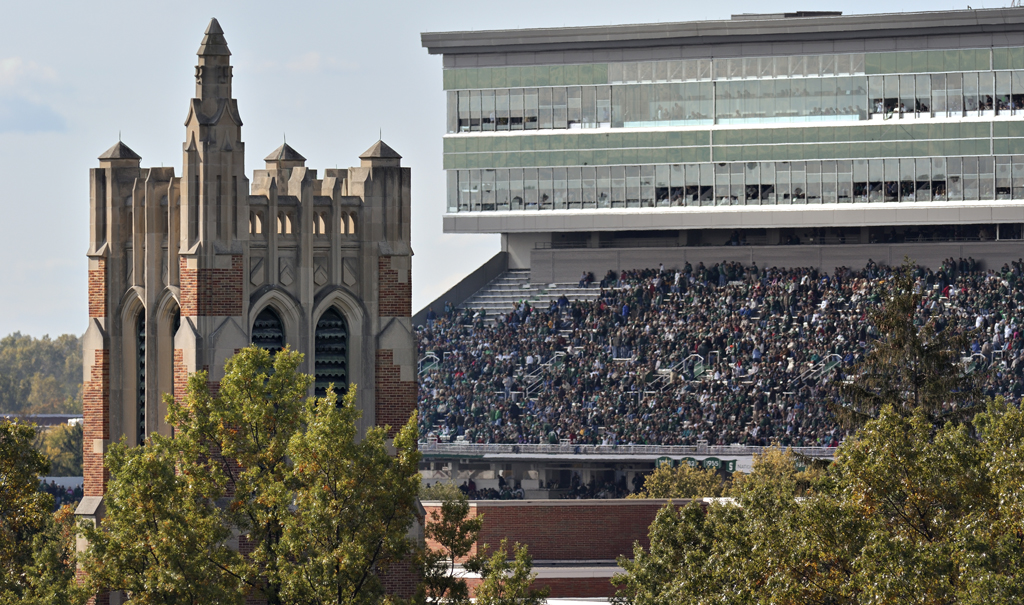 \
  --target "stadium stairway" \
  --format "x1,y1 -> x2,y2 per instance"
459,269 -> 602,321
